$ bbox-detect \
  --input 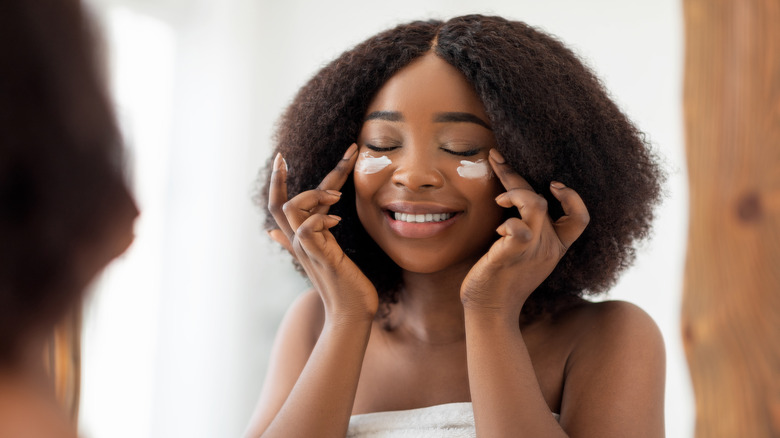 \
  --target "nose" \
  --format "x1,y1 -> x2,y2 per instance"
390,147 -> 444,191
